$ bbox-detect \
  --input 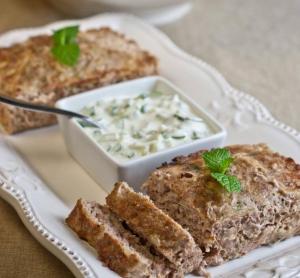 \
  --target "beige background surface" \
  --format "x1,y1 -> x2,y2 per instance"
0,0 -> 299,277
